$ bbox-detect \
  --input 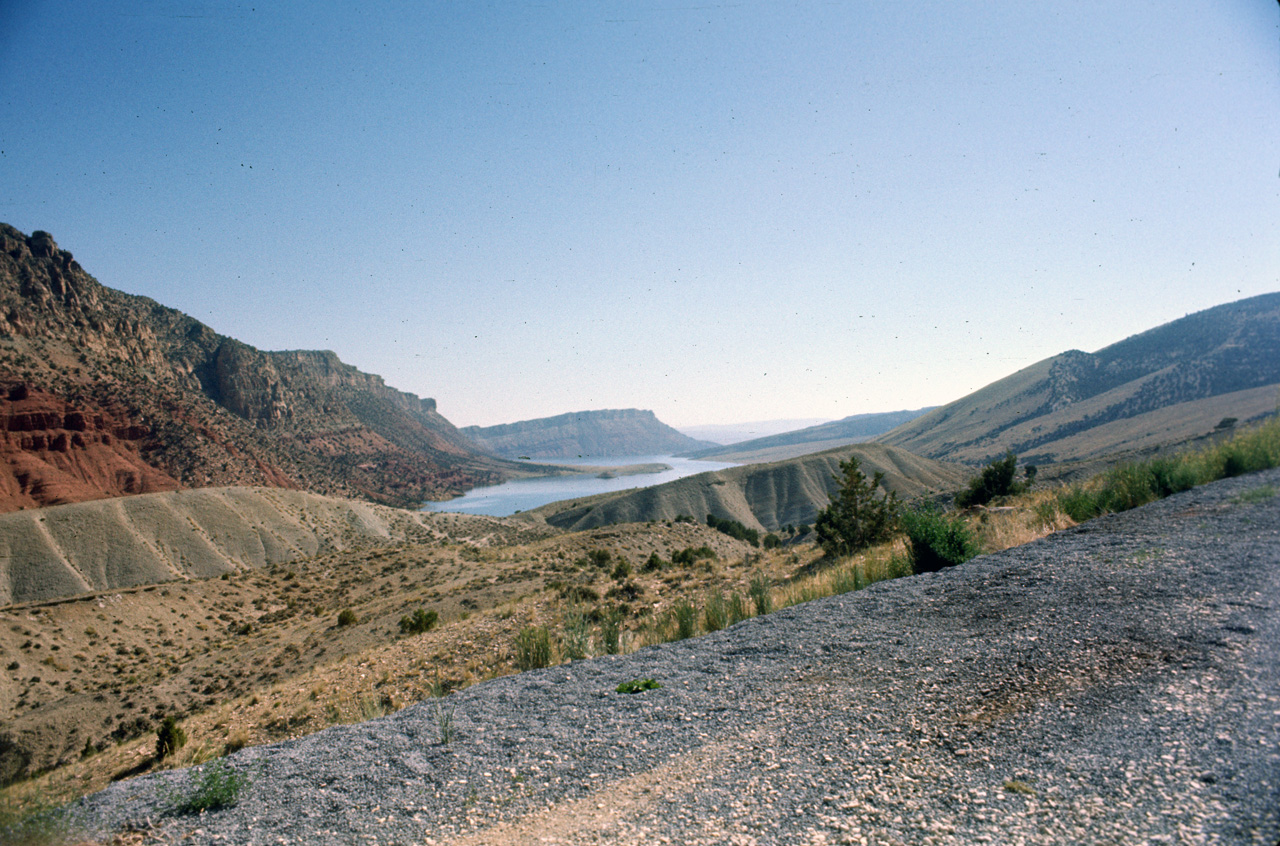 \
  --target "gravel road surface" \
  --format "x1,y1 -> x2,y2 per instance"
76,469 -> 1280,844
